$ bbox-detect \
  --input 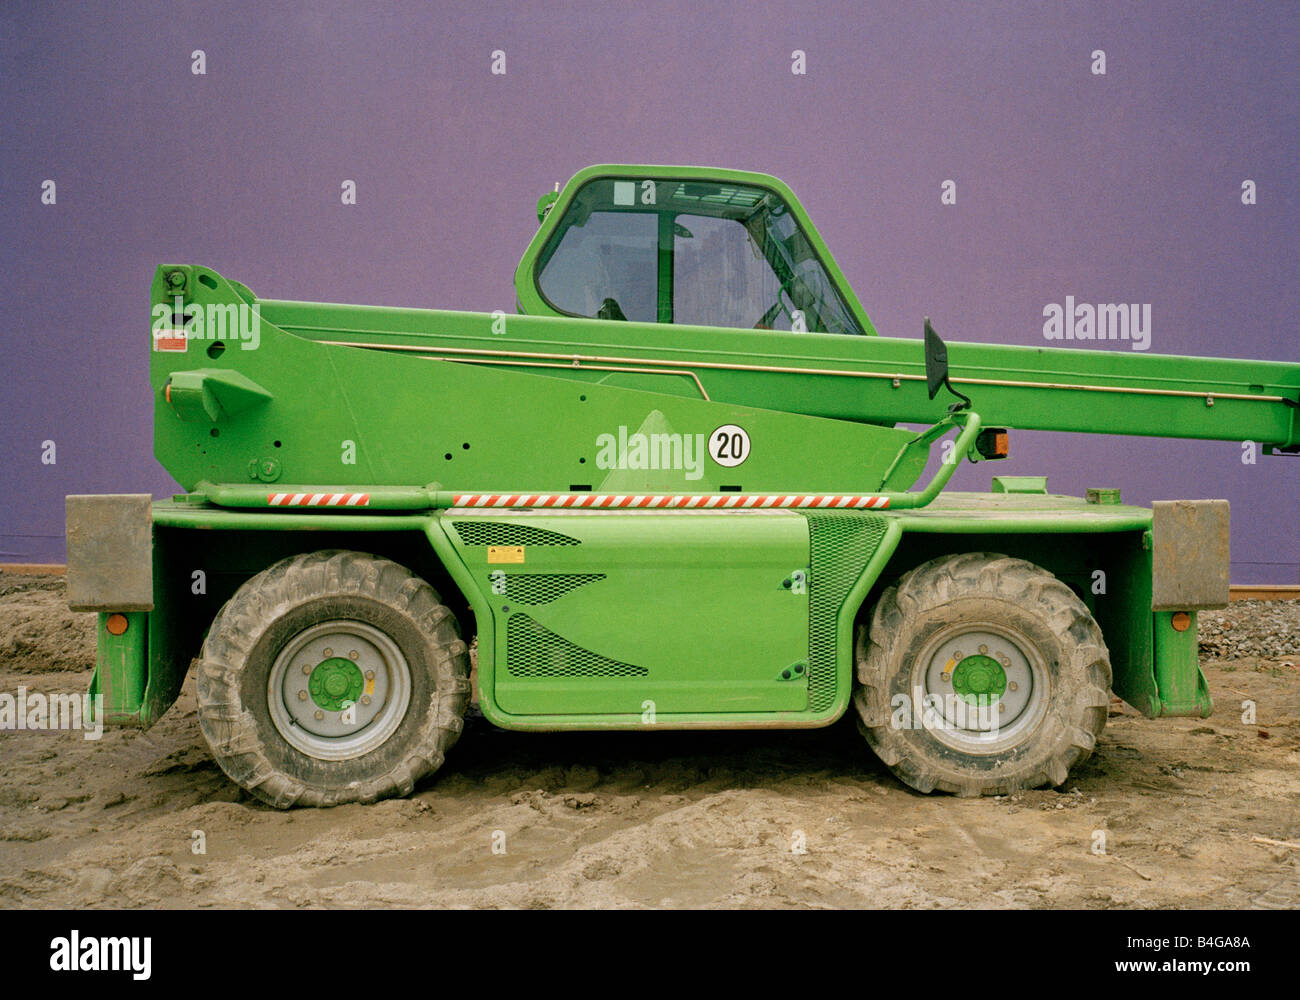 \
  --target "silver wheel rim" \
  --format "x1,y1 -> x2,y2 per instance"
910,620 -> 1049,755
267,620 -> 412,761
